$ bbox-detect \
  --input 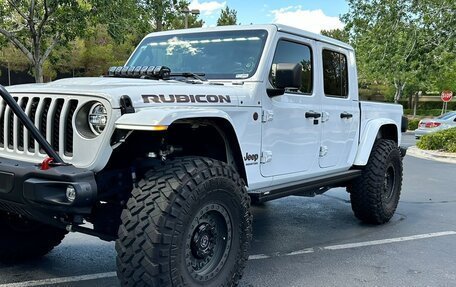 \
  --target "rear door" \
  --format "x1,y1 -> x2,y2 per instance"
318,43 -> 360,170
